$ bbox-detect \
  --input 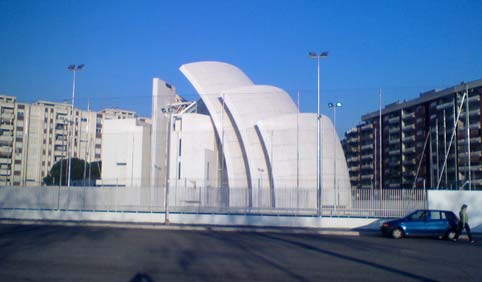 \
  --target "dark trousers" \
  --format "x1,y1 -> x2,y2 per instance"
455,223 -> 473,241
